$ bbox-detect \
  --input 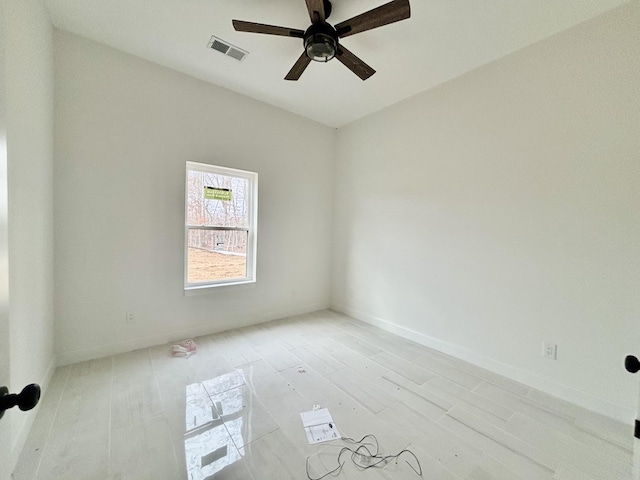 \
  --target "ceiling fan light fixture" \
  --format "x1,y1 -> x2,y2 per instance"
303,22 -> 338,62
305,33 -> 337,62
